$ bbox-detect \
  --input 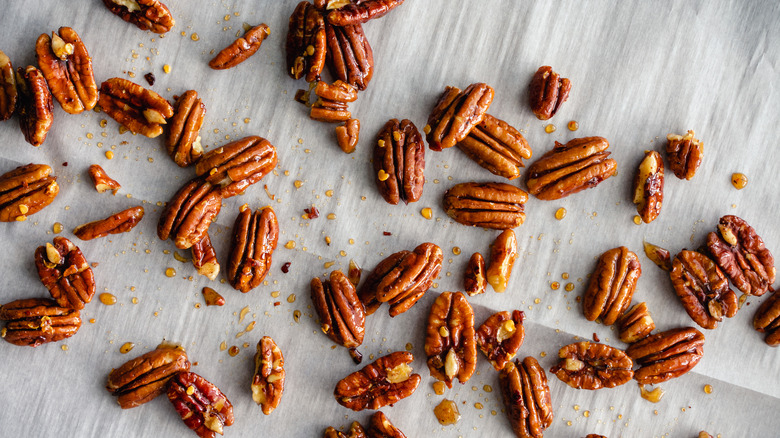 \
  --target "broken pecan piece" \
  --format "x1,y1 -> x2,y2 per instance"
157,178 -> 222,249
0,163 -> 59,222
643,241 -> 672,271
616,302 -> 655,344
102,0 -> 175,34
753,292 -> 780,346
191,233 -> 219,281
367,411 -> 407,438
633,150 -> 664,223
499,357 -> 553,438
550,342 -> 634,390
426,83 -> 494,151
583,246 -> 642,325
88,164 -> 121,194
0,50 -> 17,121
227,205 -> 279,293
312,270 -> 366,362
209,23 -> 270,70
464,252 -> 486,296
326,0 -> 405,26
626,327 -> 704,384
476,310 -> 525,371
374,118 -> 425,205
324,422 -> 366,438
334,351 -> 420,411
528,66 -> 571,120
194,135 -> 277,198
73,206 -> 145,240
325,22 -> 373,90
35,27 -> 98,114
425,291 -> 477,388
252,336 -> 285,415
0,298 -> 80,347
336,118 -> 360,153
486,229 -> 518,292
98,77 -> 173,138
16,65 -> 53,147
457,113 -> 532,180
106,344 -> 190,409
670,250 -> 738,330
35,237 -> 95,310
168,371 -> 234,438
286,1 -> 327,82
311,80 -> 357,122
443,182 -> 527,229
666,130 -> 703,180
166,90 -> 205,167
